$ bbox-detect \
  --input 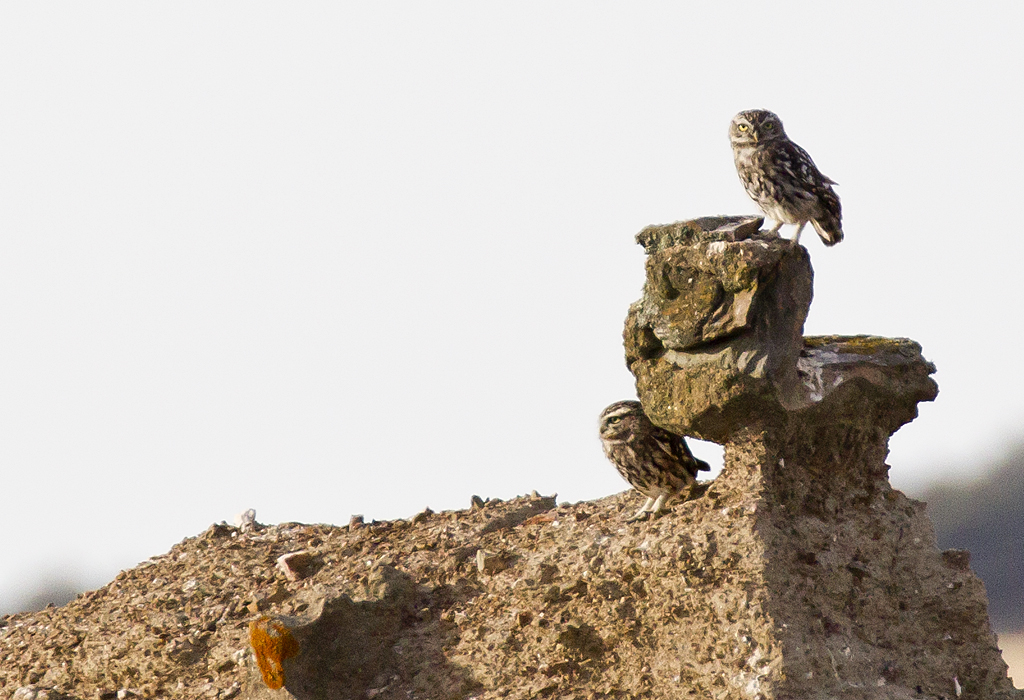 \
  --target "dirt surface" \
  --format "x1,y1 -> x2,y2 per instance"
2,479 -> 1020,700
0,490 -> 724,699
